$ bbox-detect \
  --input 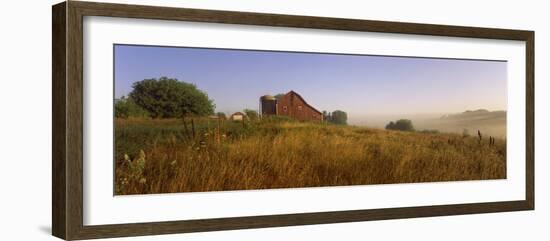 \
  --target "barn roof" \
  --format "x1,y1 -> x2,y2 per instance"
231,112 -> 245,116
286,90 -> 322,115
